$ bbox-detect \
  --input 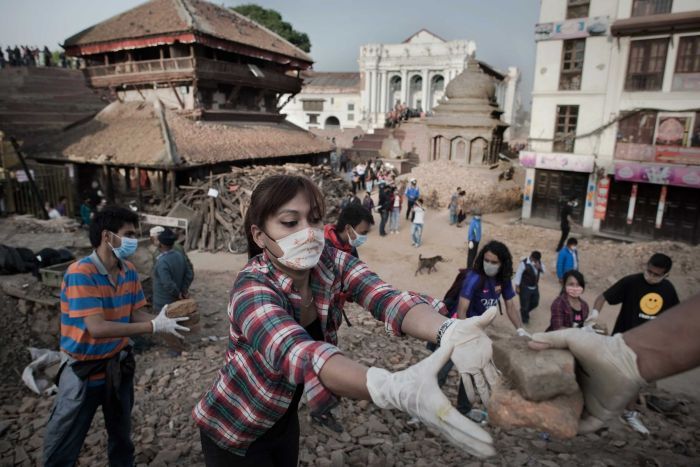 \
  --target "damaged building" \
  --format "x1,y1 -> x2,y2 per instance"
18,0 -> 331,210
